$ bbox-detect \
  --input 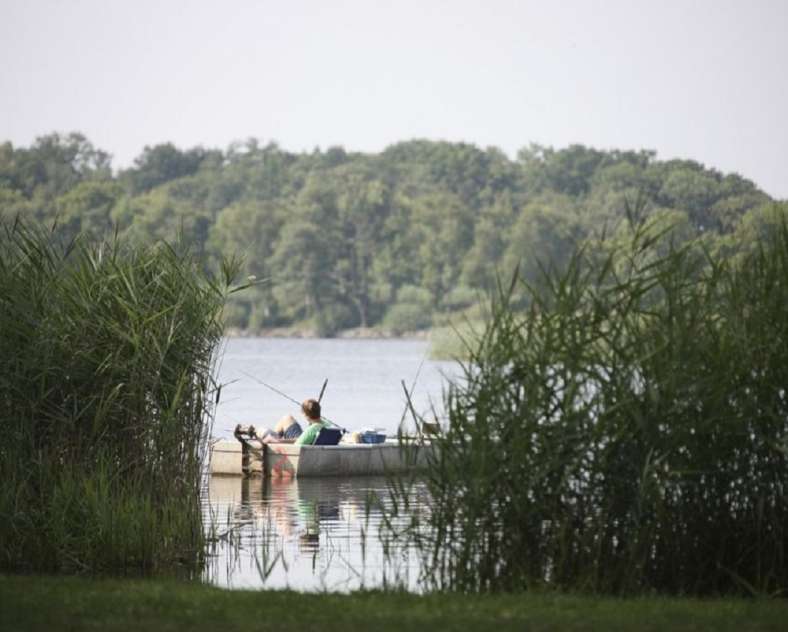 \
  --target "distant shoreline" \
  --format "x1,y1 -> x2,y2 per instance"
222,325 -> 475,360
224,326 -> 431,341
